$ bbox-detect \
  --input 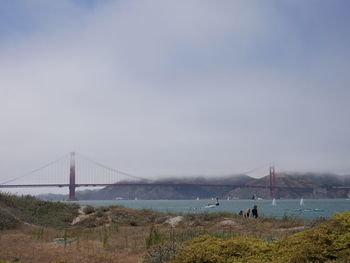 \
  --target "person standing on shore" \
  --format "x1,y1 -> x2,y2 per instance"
252,205 -> 258,218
